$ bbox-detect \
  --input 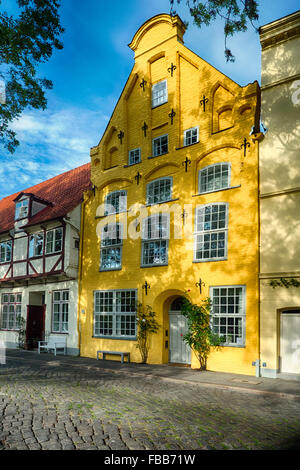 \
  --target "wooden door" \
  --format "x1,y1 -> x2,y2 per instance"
26,305 -> 45,349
